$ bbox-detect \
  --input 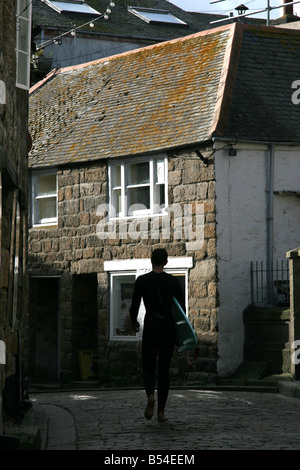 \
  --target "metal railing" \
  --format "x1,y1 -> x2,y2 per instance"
251,260 -> 290,306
